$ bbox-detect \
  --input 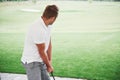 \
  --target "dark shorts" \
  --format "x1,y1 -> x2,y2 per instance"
22,62 -> 50,80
